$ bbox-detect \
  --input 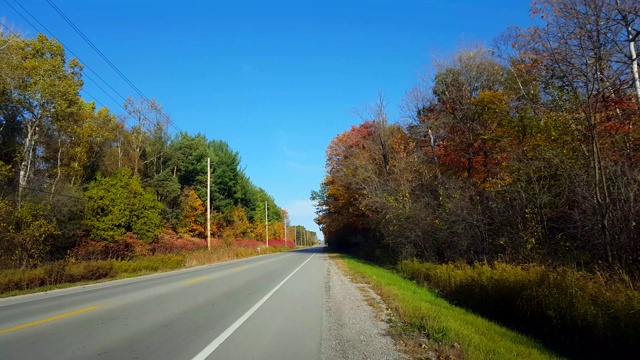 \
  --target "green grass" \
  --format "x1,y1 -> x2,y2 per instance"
337,255 -> 560,360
